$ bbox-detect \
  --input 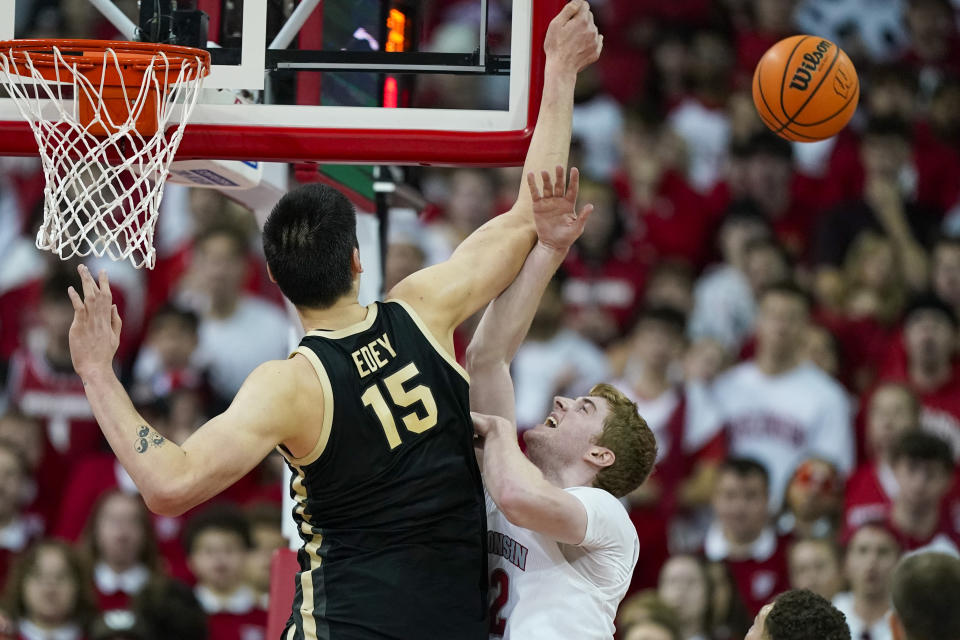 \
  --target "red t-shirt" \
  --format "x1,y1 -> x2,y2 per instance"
704,526 -> 791,616
561,245 -> 647,338
843,462 -> 897,535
